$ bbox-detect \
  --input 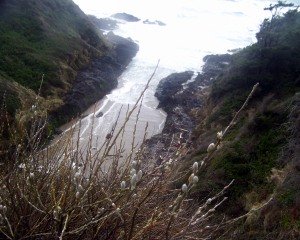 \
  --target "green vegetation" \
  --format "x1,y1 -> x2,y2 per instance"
0,75 -> 234,240
190,5 -> 300,238
214,110 -> 286,201
0,0 -> 107,105
0,1 -> 299,239
0,80 -> 21,115
207,94 -> 247,124
0,0 -> 112,147
211,10 -> 300,103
